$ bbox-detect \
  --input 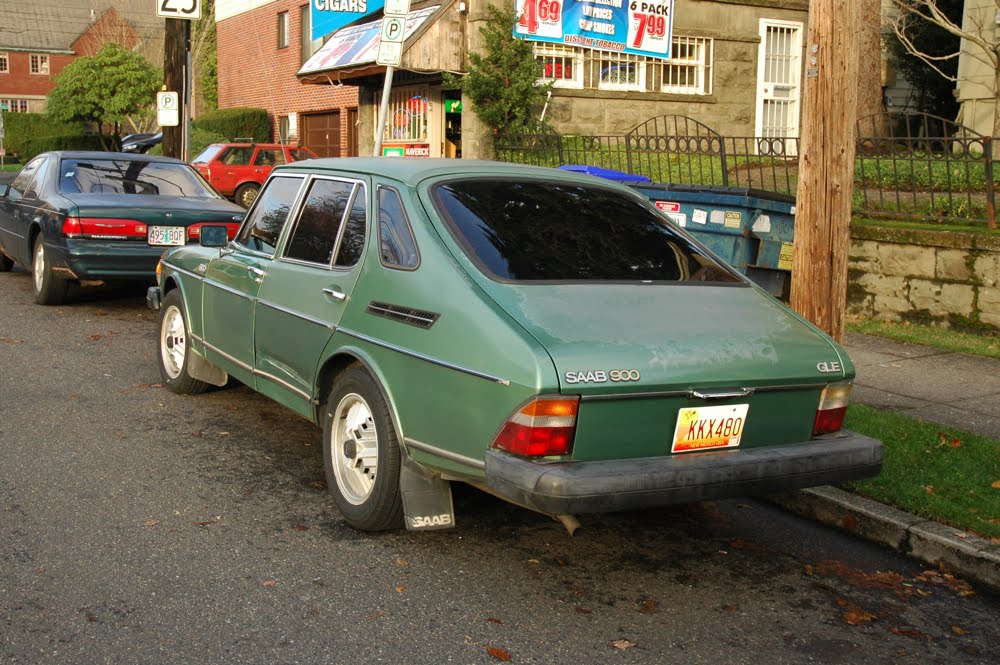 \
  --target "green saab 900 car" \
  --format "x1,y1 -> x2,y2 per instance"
147,158 -> 882,533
